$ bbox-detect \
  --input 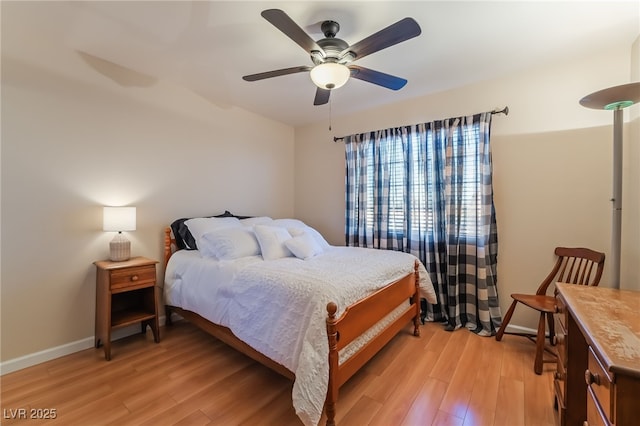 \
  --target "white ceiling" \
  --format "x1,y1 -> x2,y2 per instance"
7,1 -> 640,127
